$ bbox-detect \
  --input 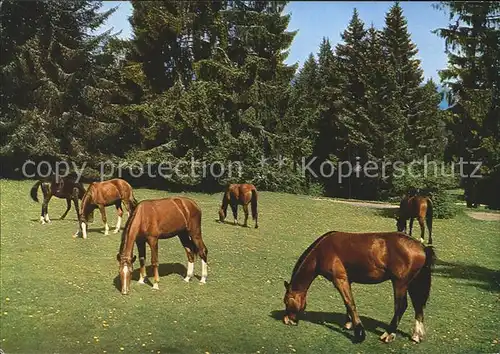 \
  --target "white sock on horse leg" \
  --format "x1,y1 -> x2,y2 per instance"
184,262 -> 194,282
200,259 -> 208,283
